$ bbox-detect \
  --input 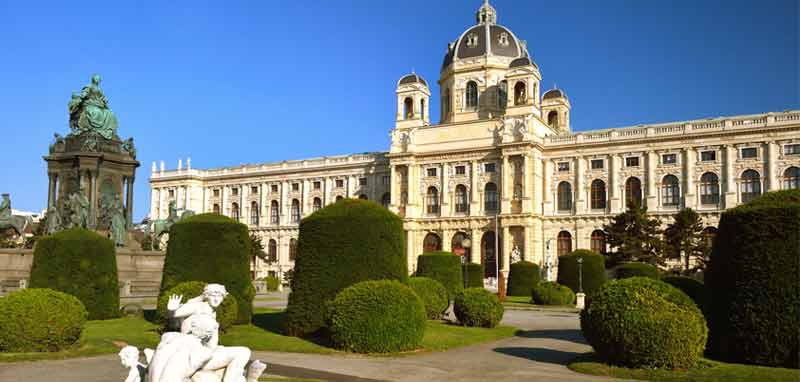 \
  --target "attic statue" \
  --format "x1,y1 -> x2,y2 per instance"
68,74 -> 119,140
